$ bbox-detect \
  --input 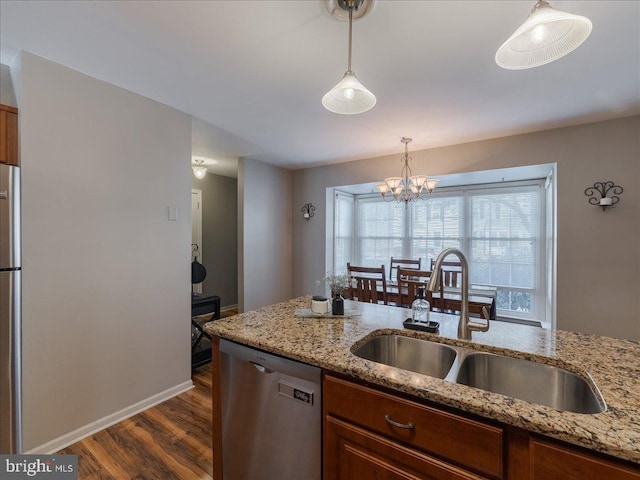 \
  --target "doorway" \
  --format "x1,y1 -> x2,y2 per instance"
191,189 -> 202,294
